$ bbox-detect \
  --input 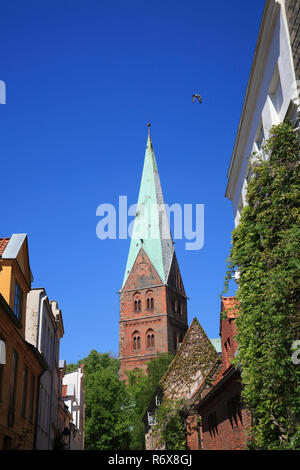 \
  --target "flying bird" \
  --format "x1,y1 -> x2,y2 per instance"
192,94 -> 202,104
